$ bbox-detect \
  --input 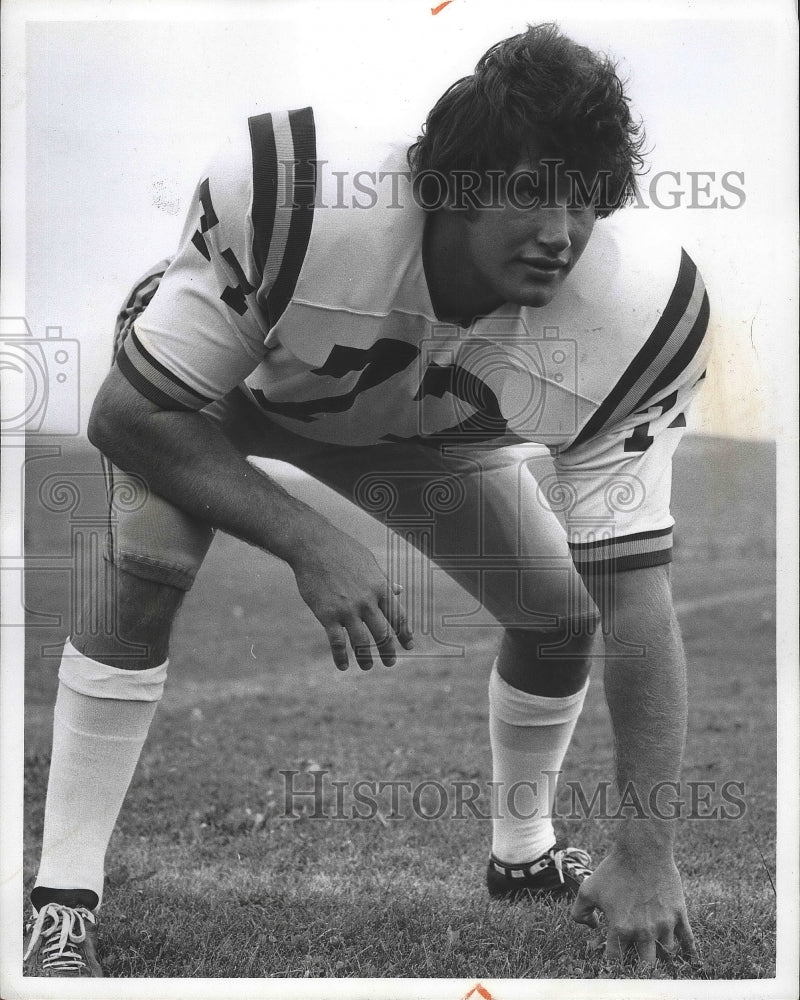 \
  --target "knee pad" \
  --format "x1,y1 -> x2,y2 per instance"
103,466 -> 214,592
505,611 -> 600,659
